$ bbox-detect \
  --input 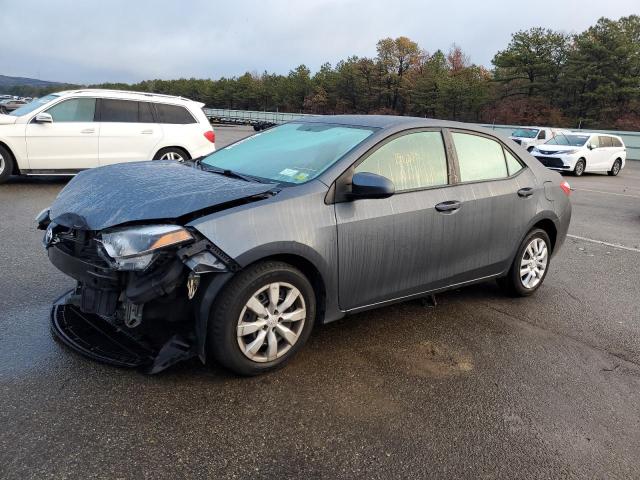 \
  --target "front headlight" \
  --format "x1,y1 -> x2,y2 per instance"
99,225 -> 194,271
